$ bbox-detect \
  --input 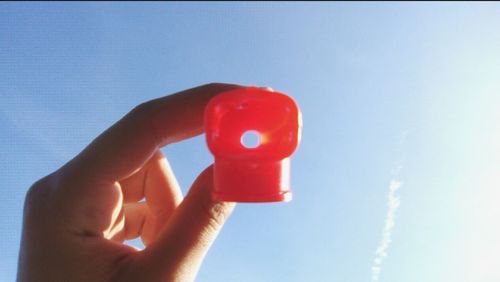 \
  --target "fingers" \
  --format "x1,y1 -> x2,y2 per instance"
111,202 -> 148,242
120,151 -> 182,210
63,83 -> 243,184
143,152 -> 182,216
119,151 -> 183,245
139,166 -> 235,281
51,83 -> 241,237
